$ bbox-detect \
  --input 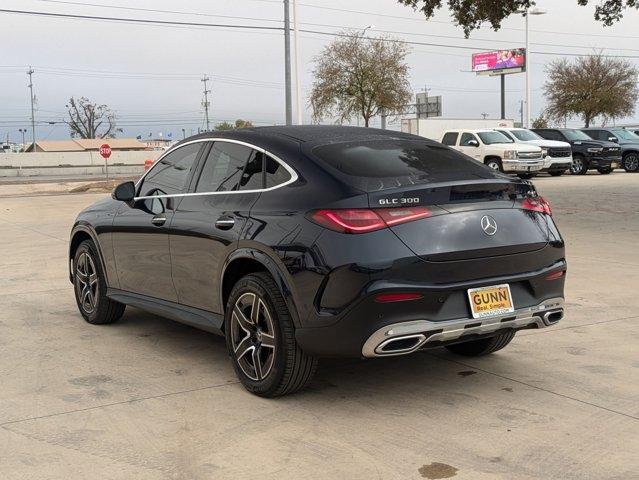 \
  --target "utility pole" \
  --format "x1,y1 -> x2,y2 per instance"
27,67 -> 36,149
519,100 -> 524,126
201,75 -> 211,131
283,0 -> 293,125
292,0 -> 302,125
